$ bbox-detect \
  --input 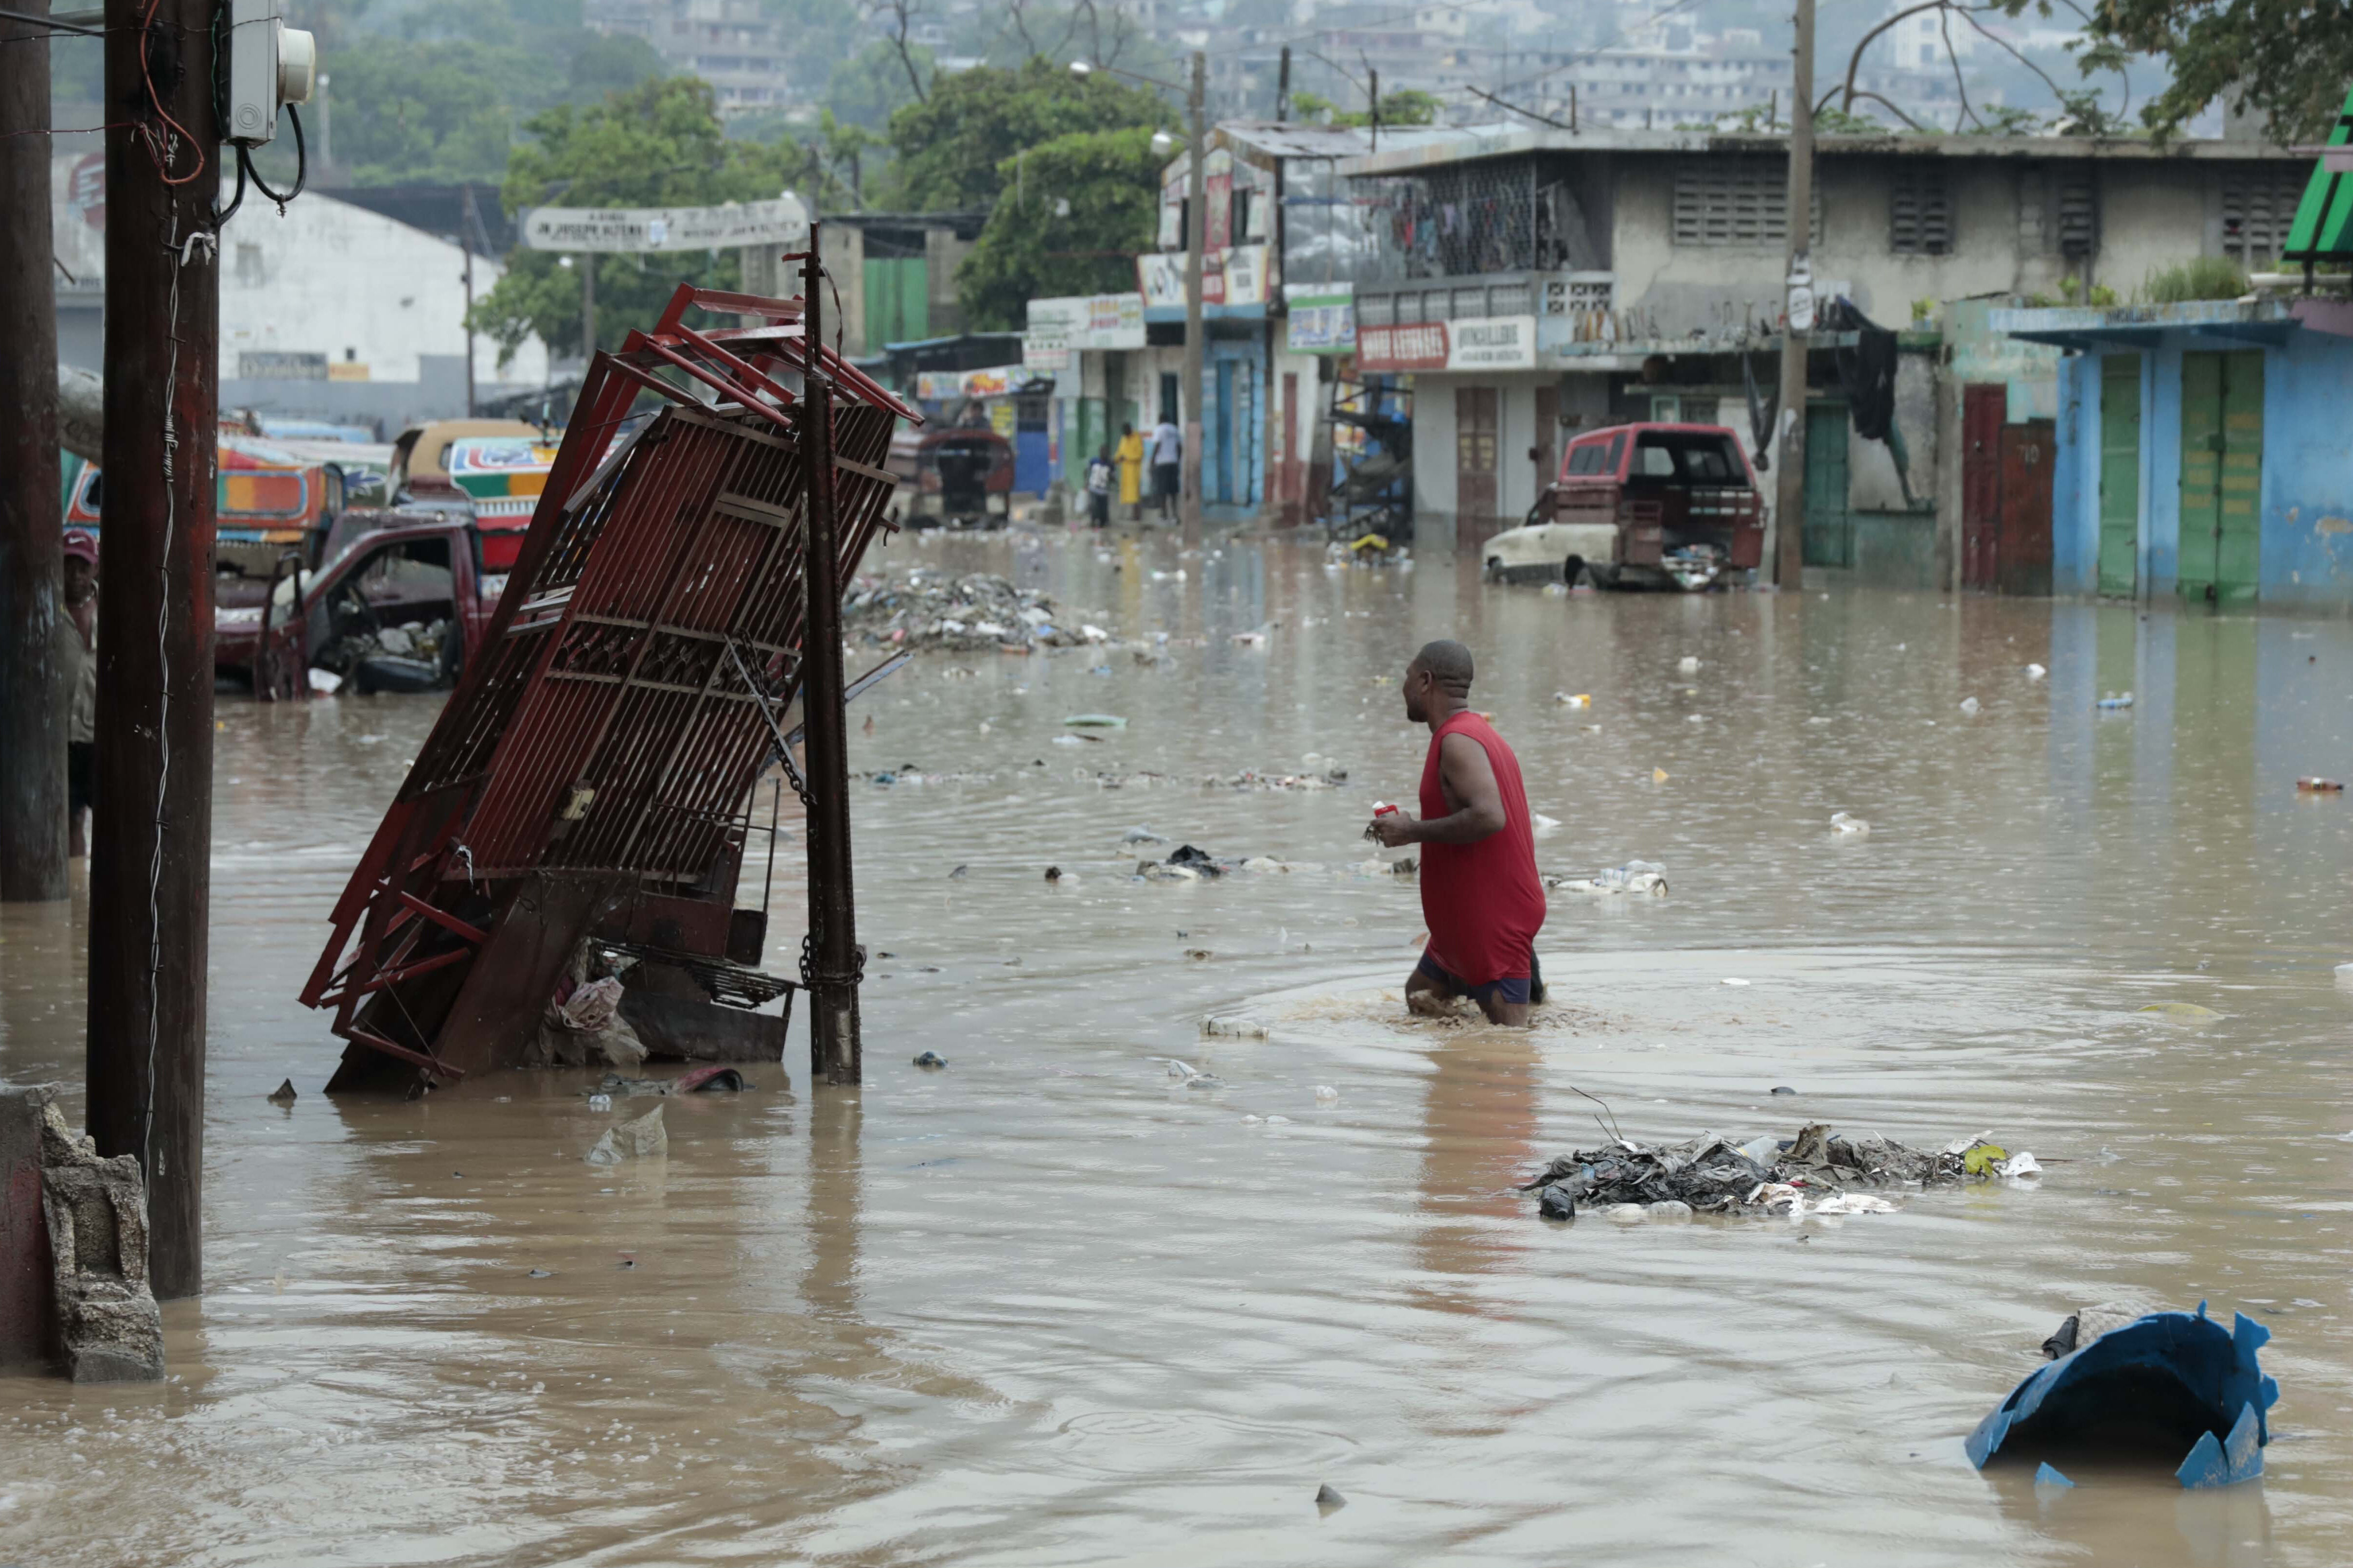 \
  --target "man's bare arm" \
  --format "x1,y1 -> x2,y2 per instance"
1374,734 -> 1504,846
